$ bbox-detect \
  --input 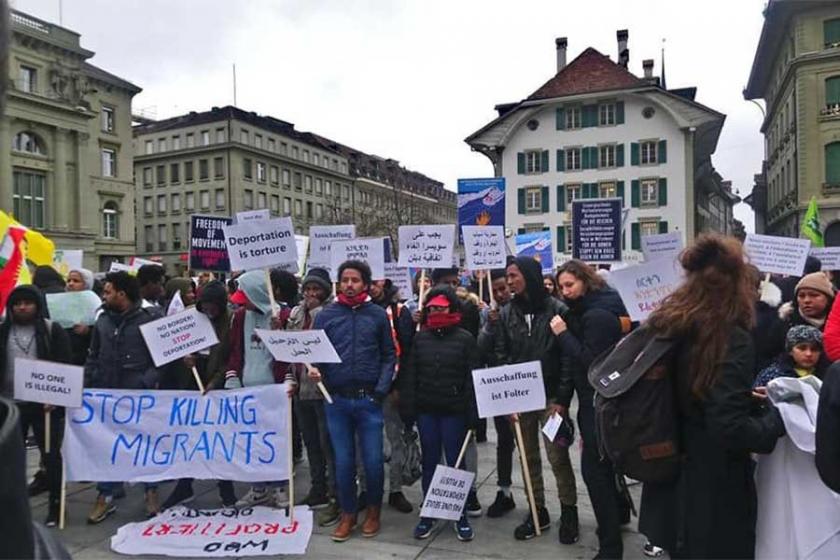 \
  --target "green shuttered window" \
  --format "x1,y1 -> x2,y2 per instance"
825,18 -> 840,48
826,142 -> 840,184
827,77 -> 840,106
557,185 -> 566,211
